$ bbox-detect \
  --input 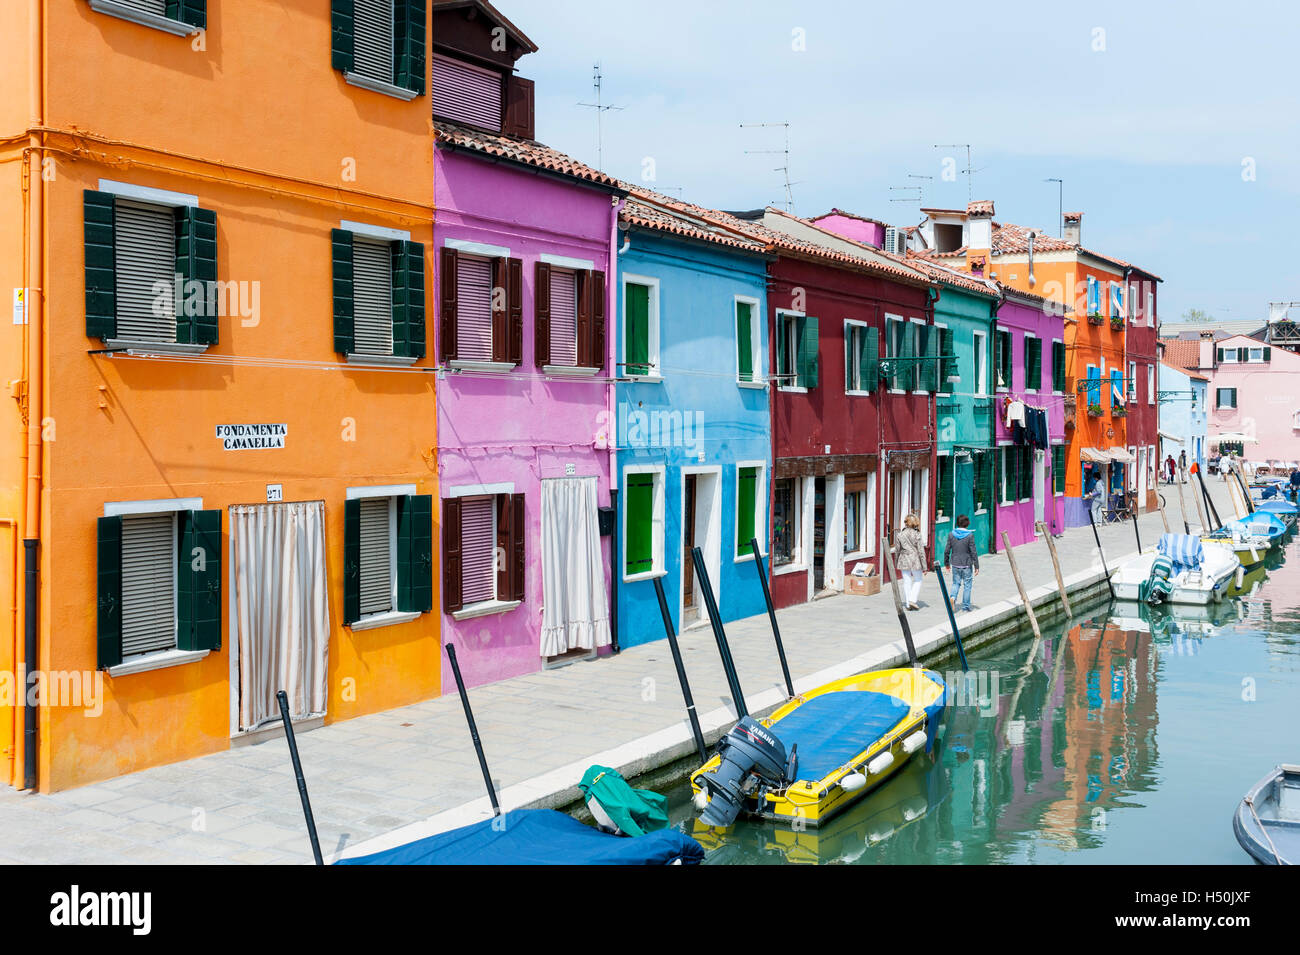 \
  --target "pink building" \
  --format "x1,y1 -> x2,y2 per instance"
1202,333 -> 1300,463
809,209 -> 889,250
993,289 -> 1068,547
